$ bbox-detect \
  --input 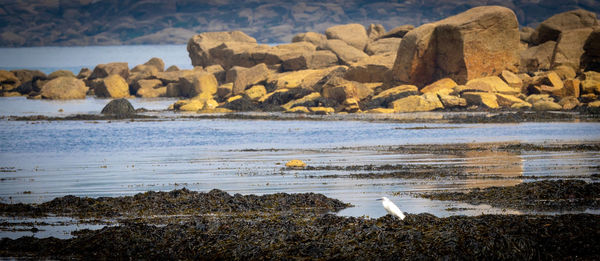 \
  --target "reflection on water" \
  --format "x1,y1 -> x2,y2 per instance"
463,150 -> 524,188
